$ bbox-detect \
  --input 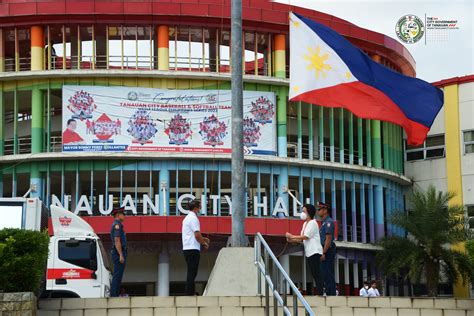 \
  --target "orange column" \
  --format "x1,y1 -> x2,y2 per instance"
31,26 -> 44,71
157,25 -> 169,71
273,34 -> 286,78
